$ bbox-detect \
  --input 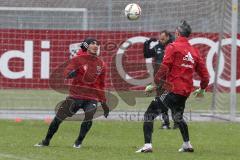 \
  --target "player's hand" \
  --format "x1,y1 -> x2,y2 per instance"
101,102 -> 109,118
144,84 -> 155,96
144,38 -> 157,46
67,69 -> 79,79
193,88 -> 205,98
